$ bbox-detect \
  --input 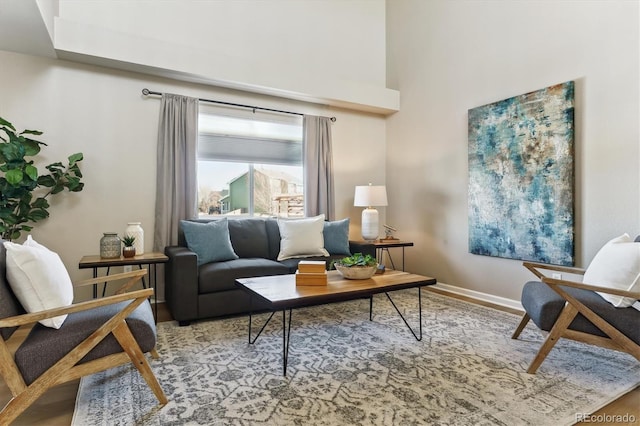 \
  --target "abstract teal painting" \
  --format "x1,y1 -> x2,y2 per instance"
468,81 -> 574,266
